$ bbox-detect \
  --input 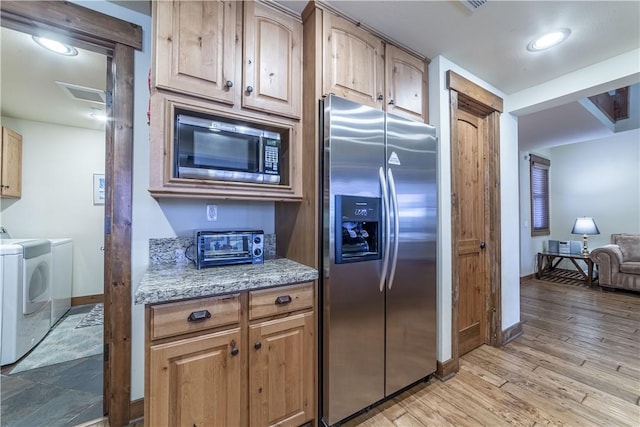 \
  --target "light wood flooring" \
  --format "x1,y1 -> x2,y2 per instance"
80,278 -> 640,427
343,278 -> 640,427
